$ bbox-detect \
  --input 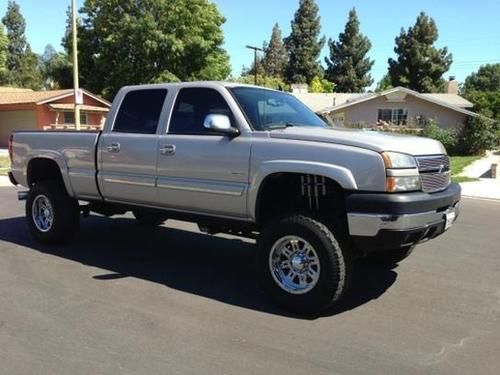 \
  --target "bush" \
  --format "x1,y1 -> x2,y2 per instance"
458,114 -> 500,155
421,120 -> 459,154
